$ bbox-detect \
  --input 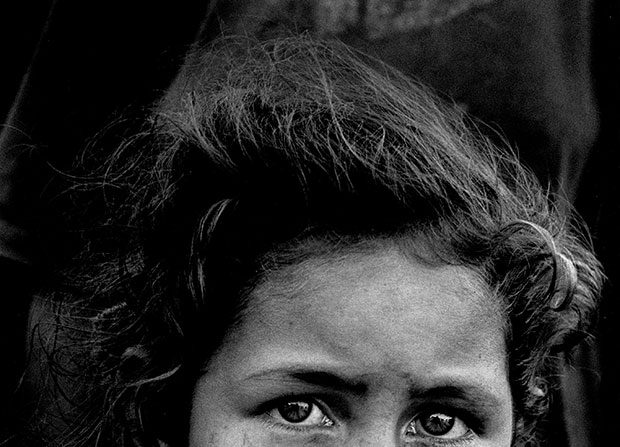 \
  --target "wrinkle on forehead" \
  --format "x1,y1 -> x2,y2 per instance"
243,246 -> 506,374
251,242 -> 500,323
